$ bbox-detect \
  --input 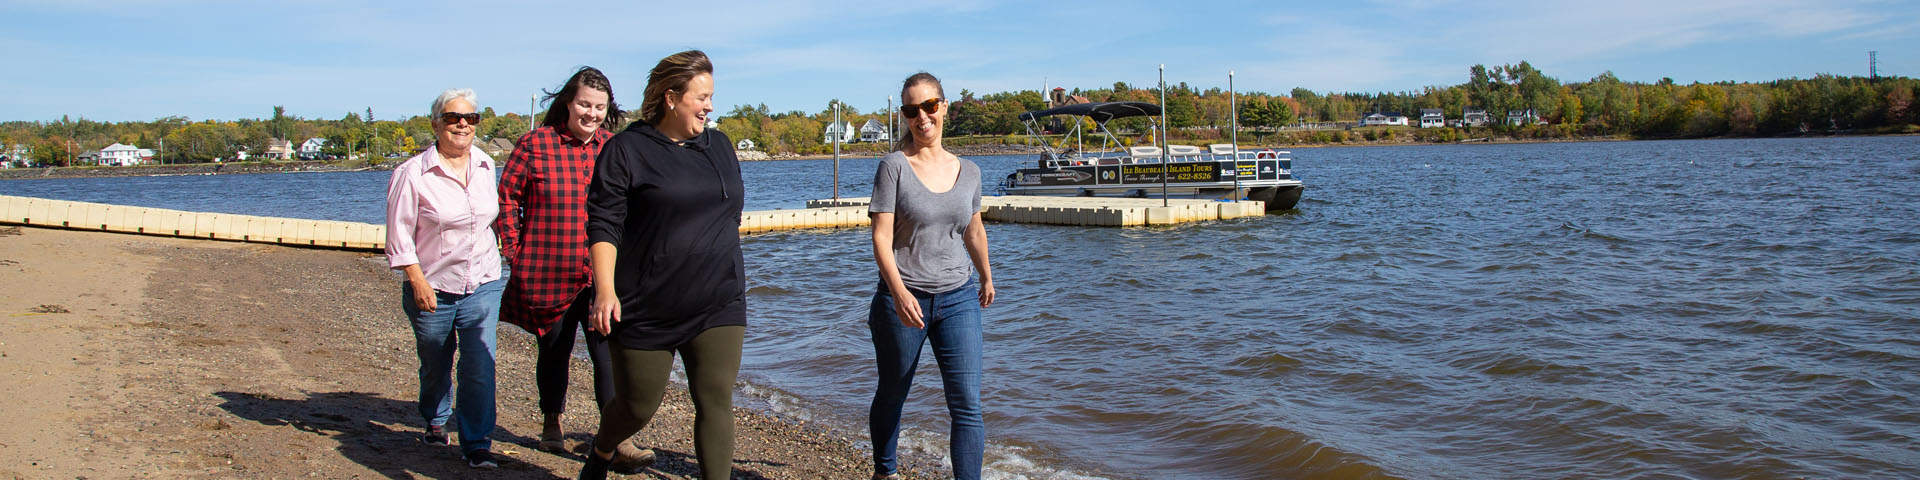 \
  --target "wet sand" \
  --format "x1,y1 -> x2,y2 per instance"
0,226 -> 937,479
